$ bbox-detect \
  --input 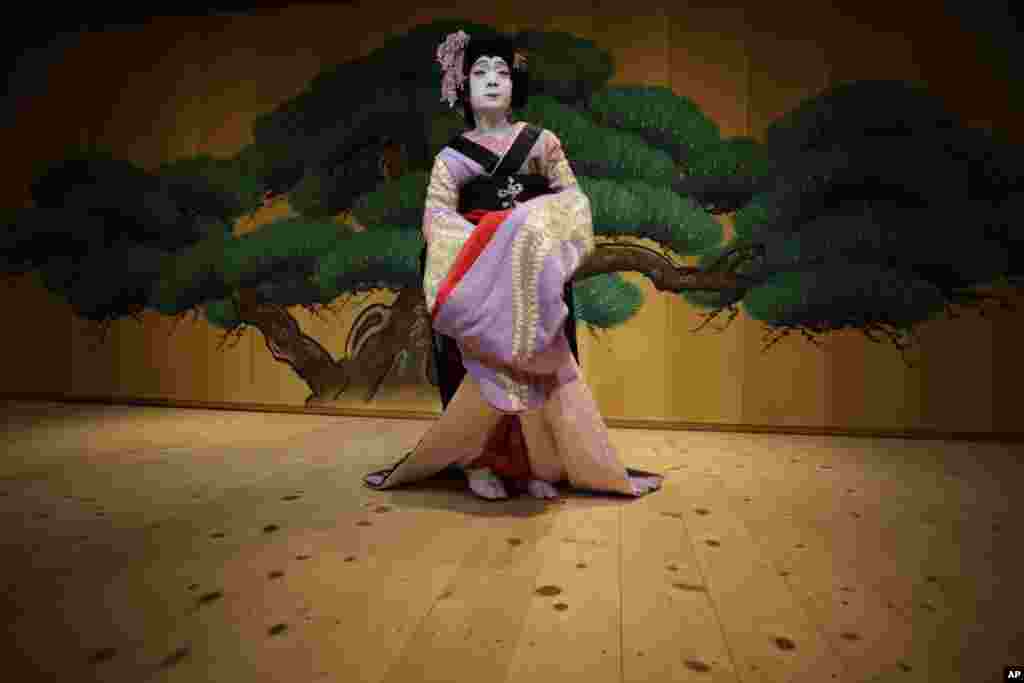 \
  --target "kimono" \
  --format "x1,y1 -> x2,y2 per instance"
364,121 -> 662,497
